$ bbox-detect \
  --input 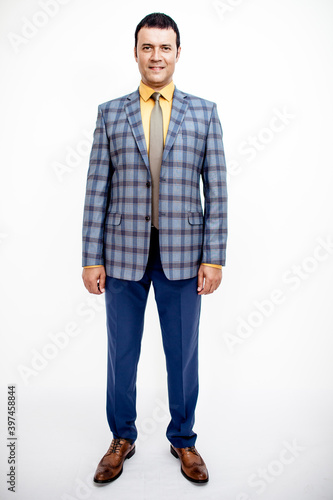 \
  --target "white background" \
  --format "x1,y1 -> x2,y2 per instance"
1,0 -> 333,499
